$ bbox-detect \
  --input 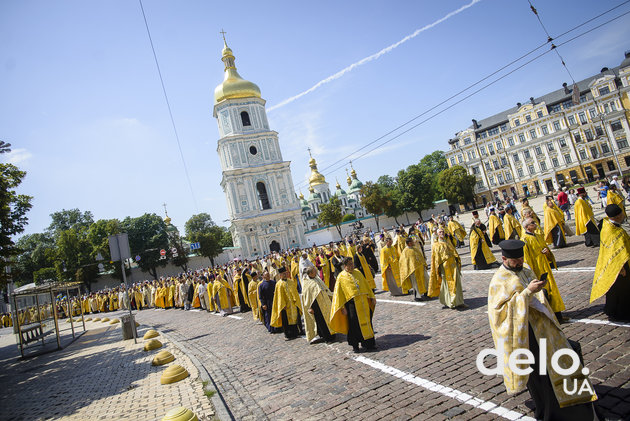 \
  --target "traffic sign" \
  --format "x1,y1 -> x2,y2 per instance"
160,249 -> 166,256
190,242 -> 201,250
135,255 -> 141,262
